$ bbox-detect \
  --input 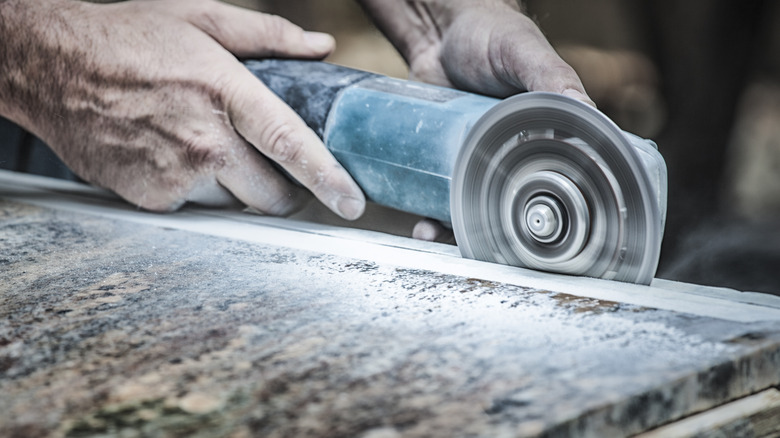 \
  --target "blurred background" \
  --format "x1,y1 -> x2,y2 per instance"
2,0 -> 779,293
